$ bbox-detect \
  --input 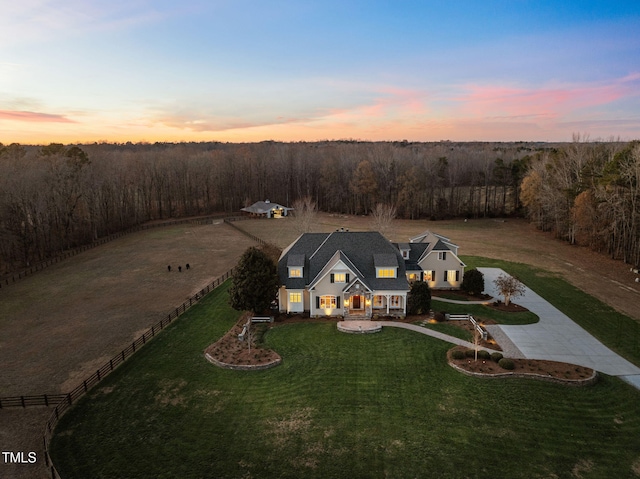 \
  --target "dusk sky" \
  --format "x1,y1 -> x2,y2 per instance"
2,0 -> 640,144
